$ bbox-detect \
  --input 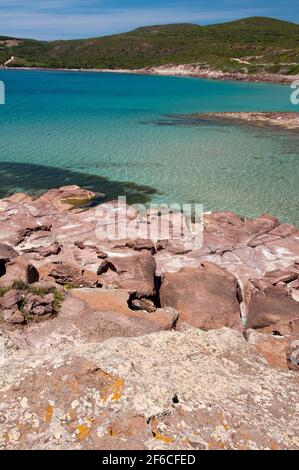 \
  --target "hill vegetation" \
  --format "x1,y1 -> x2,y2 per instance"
0,17 -> 299,75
